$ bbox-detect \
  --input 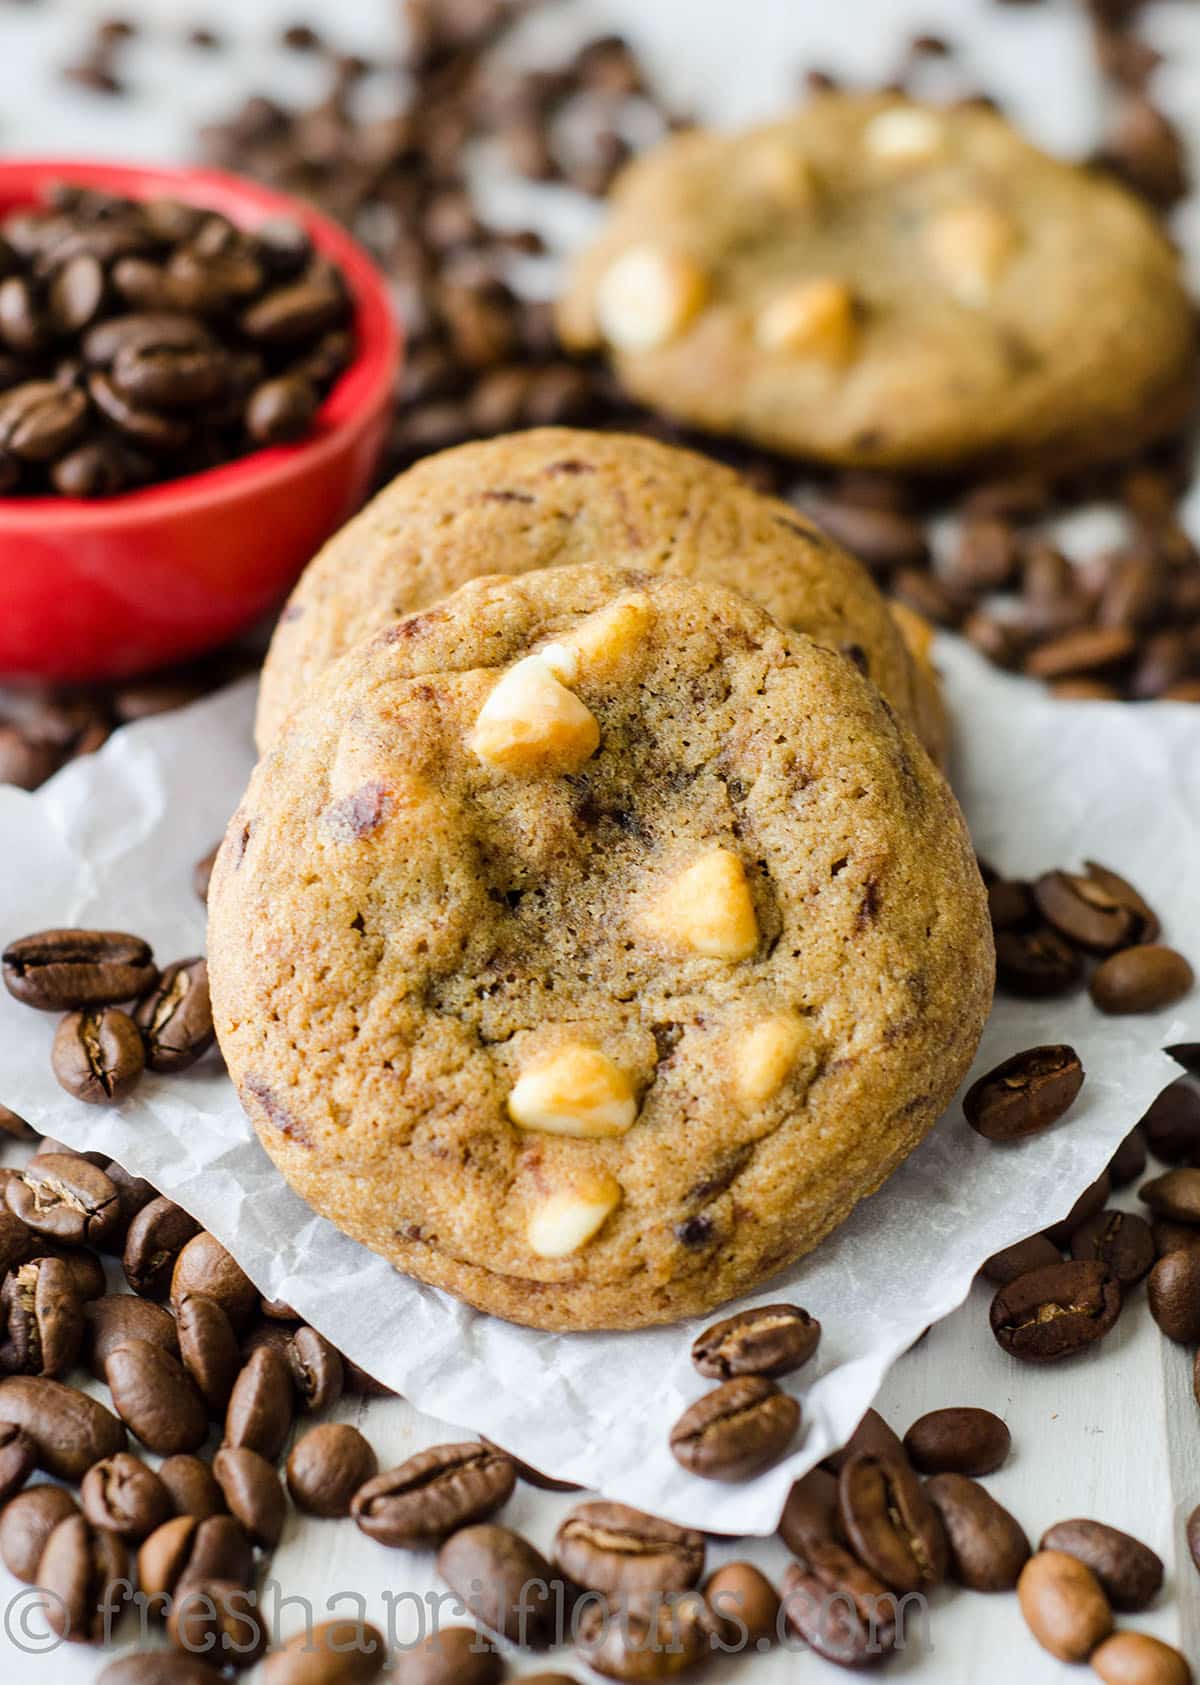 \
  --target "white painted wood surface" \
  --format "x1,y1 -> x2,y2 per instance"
1,0 -> 1198,1679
